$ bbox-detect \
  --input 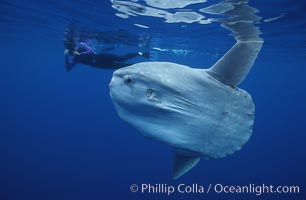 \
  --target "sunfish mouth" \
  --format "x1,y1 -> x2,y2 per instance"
109,69 -> 129,87
109,70 -> 132,105
109,76 -> 115,88
109,70 -> 123,89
